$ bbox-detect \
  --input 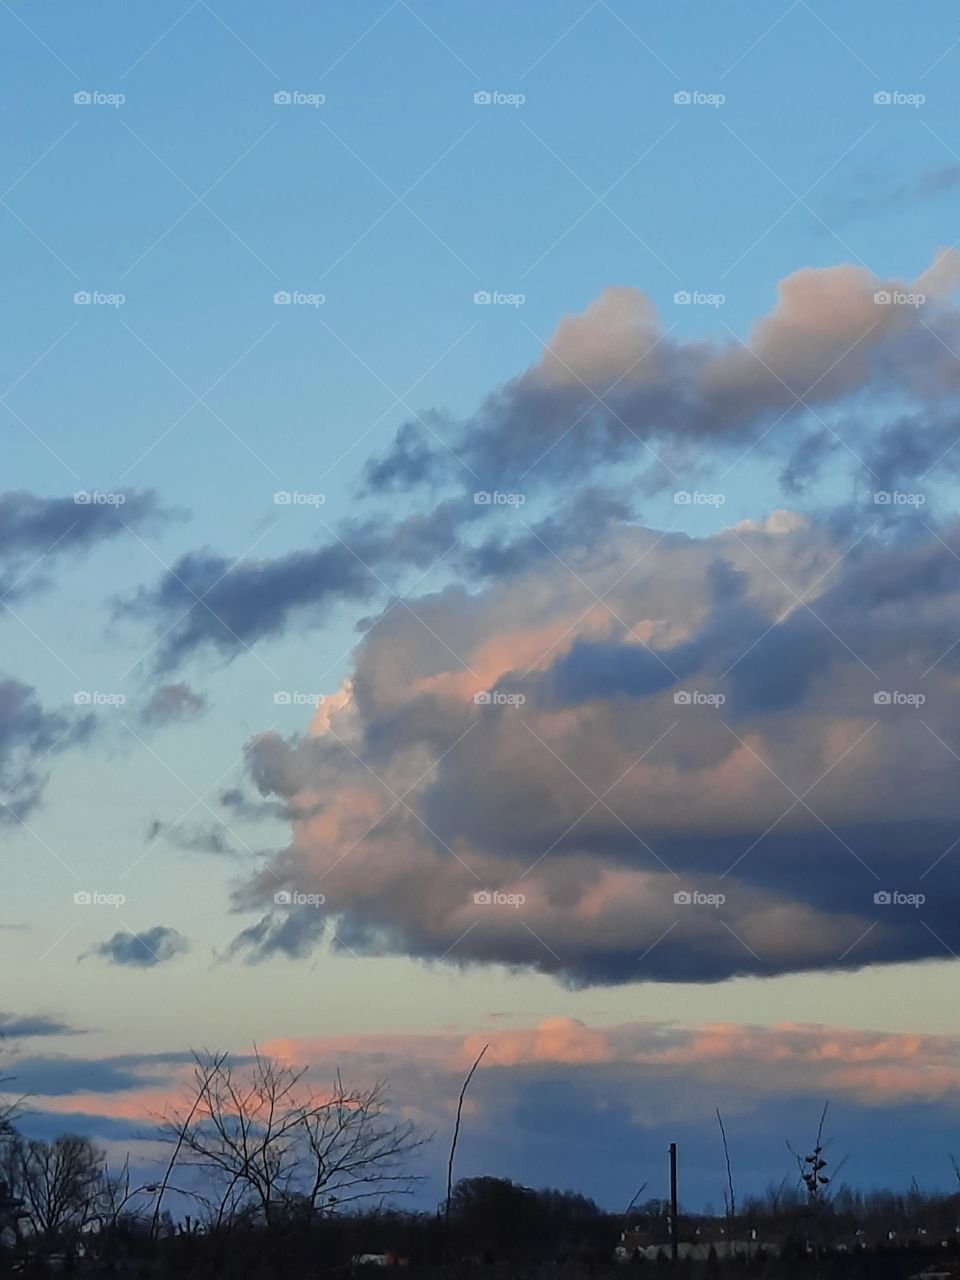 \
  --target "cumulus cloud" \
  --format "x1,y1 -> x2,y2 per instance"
126,254 -> 960,669
87,926 -> 188,968
367,250 -> 960,489
226,510 -> 960,984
